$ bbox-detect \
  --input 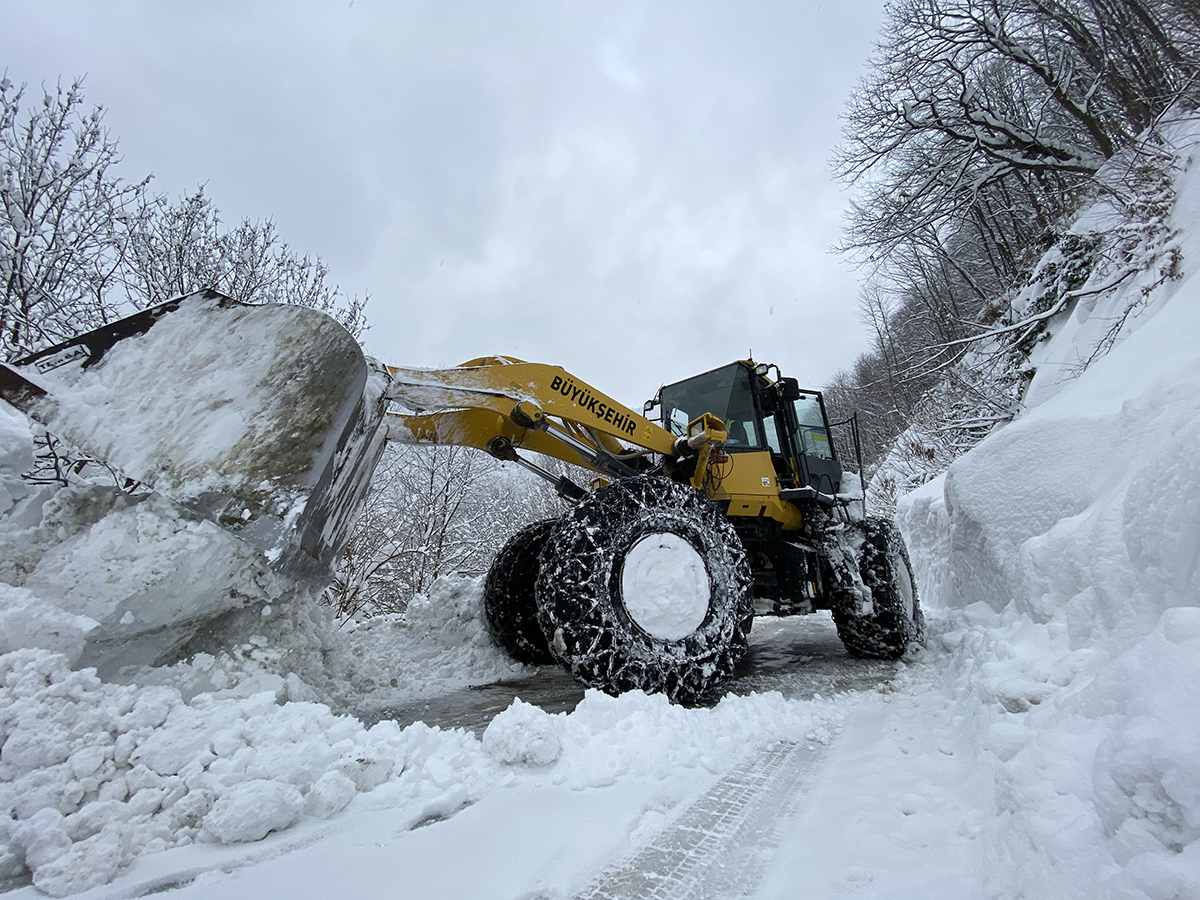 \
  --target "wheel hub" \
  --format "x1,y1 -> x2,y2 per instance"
620,532 -> 711,640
